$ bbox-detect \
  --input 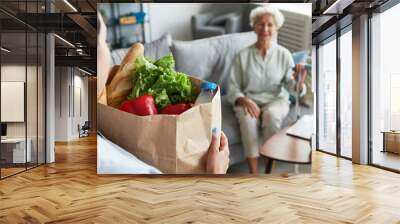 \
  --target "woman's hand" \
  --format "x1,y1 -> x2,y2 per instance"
236,97 -> 261,118
293,64 -> 307,91
206,129 -> 230,174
